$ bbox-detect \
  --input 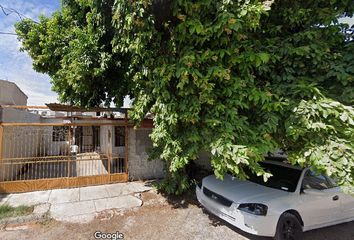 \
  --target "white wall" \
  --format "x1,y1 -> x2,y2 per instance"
40,118 -> 69,156
112,126 -> 125,157
99,125 -> 125,157
0,114 -> 69,181
100,125 -> 112,156
0,126 -> 43,181
0,109 -> 42,181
